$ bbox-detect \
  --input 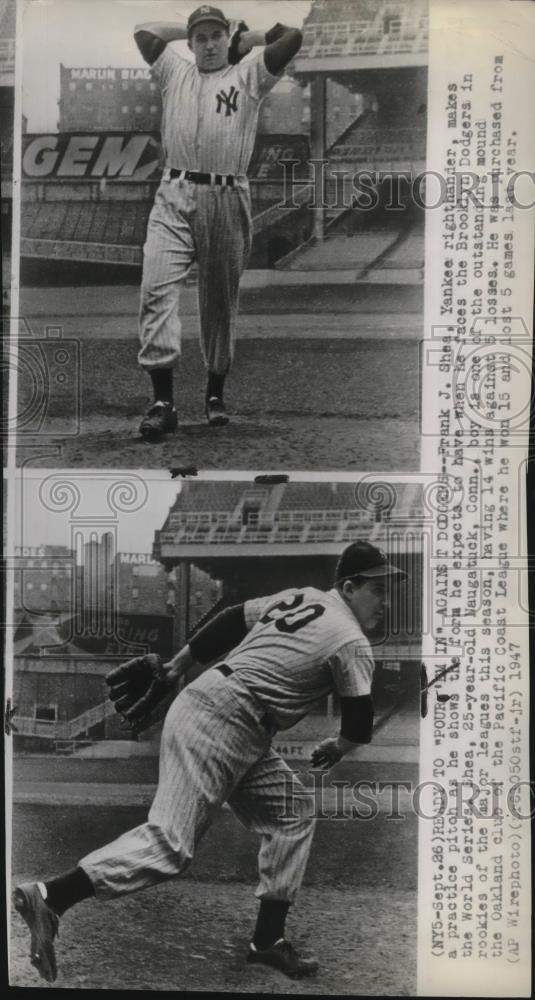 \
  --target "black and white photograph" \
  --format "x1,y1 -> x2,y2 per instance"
9,471 -> 423,992
3,0 -> 534,996
14,0 -> 427,470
